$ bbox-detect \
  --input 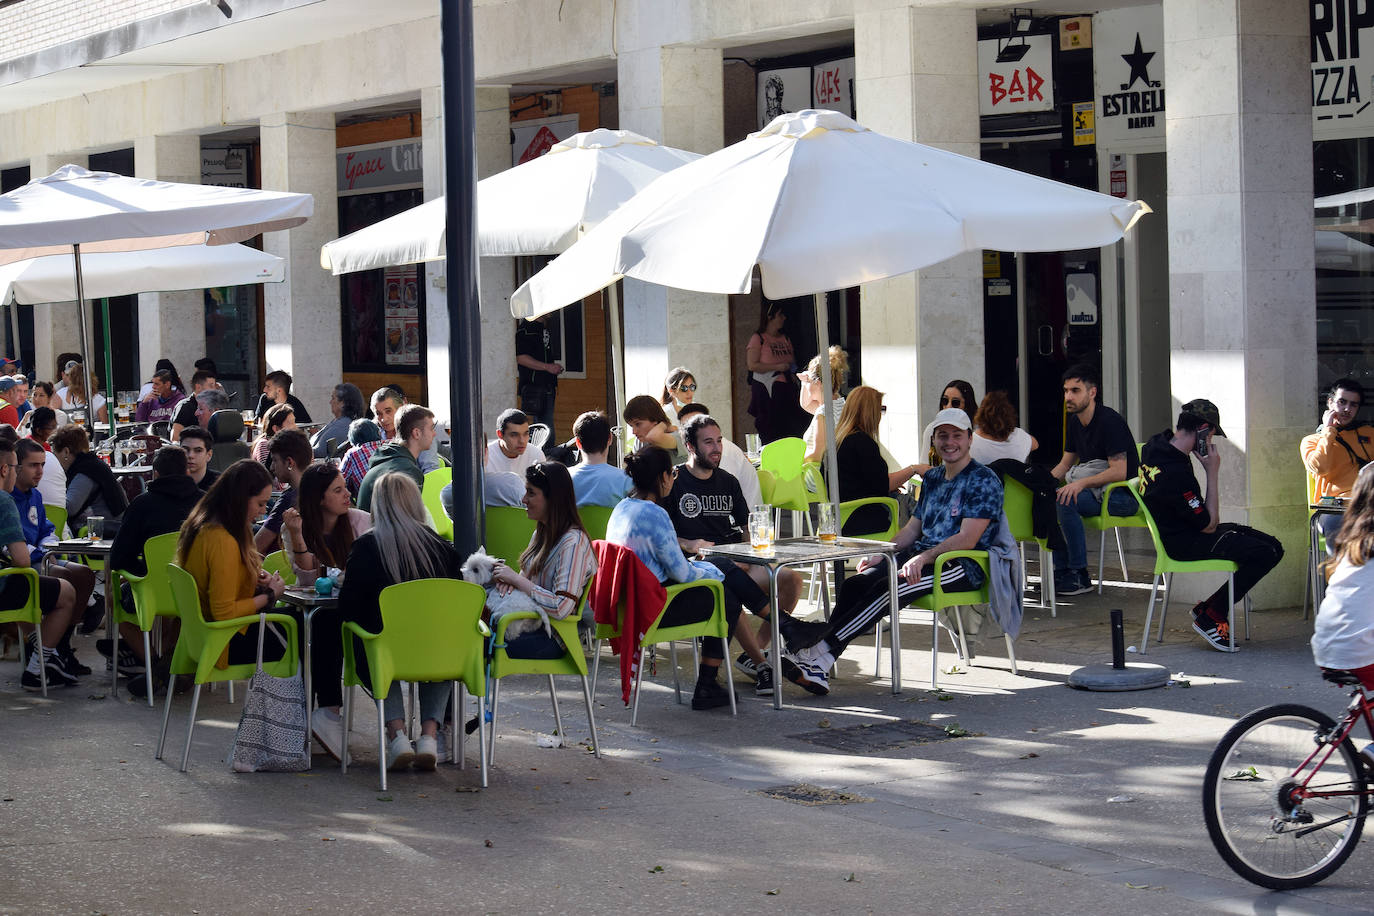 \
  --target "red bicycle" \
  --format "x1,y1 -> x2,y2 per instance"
1202,669 -> 1374,889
